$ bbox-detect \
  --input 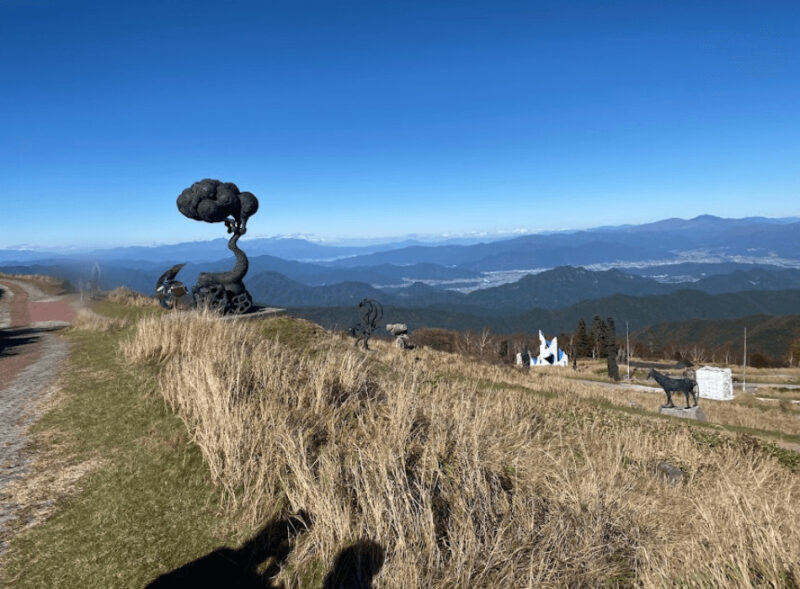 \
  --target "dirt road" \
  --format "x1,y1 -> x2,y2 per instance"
0,279 -> 76,556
